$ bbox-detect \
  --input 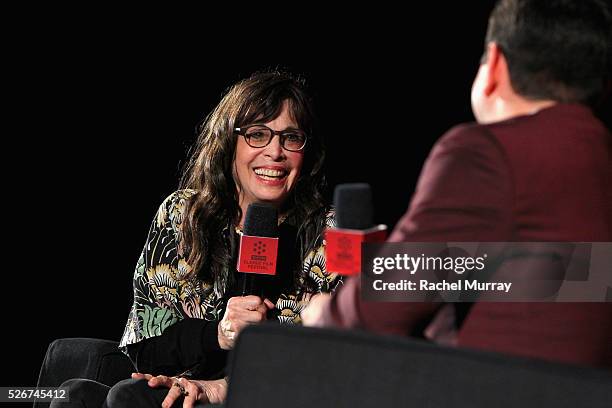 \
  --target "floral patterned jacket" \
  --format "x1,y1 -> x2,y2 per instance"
119,190 -> 340,350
